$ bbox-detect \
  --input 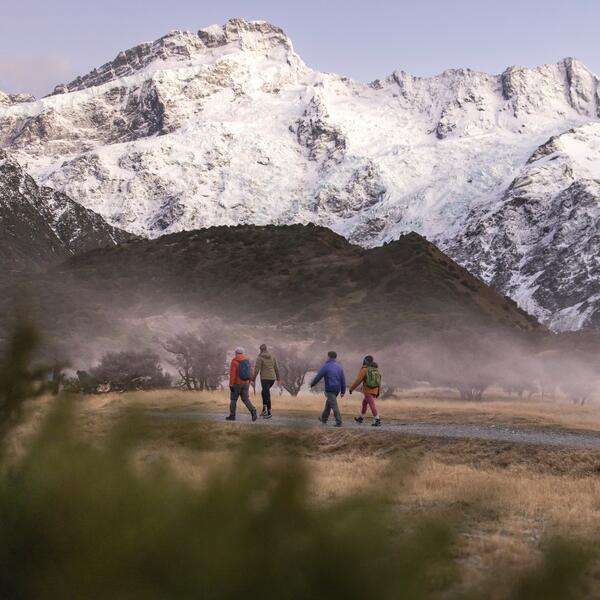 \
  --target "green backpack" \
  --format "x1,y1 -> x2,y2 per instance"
365,366 -> 381,388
